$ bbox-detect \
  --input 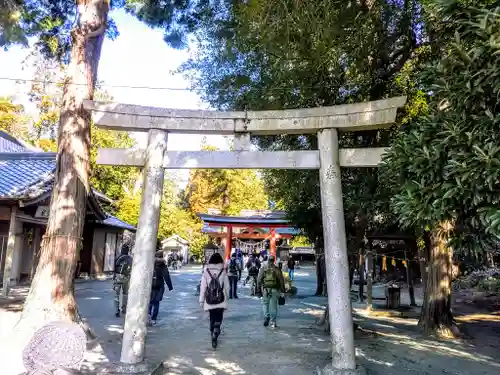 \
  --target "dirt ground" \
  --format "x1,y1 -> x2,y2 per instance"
1,275 -> 499,375
347,285 -> 500,375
